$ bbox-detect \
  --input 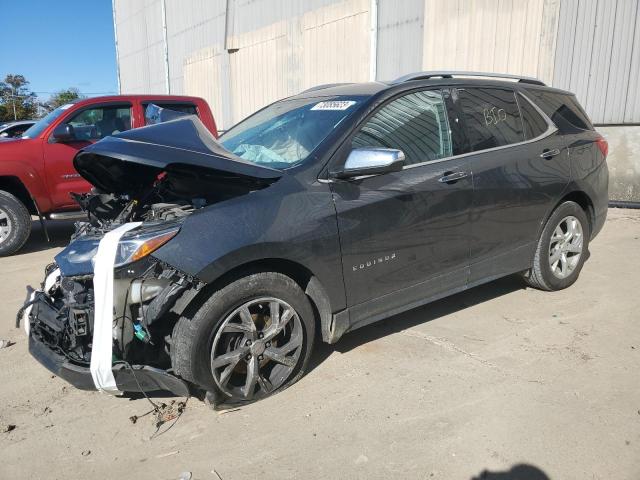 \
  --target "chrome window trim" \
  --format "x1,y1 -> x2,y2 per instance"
402,90 -> 557,171
320,86 -> 559,182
